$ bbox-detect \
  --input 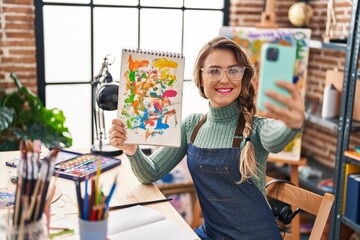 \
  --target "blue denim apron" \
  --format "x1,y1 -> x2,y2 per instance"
187,115 -> 282,240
